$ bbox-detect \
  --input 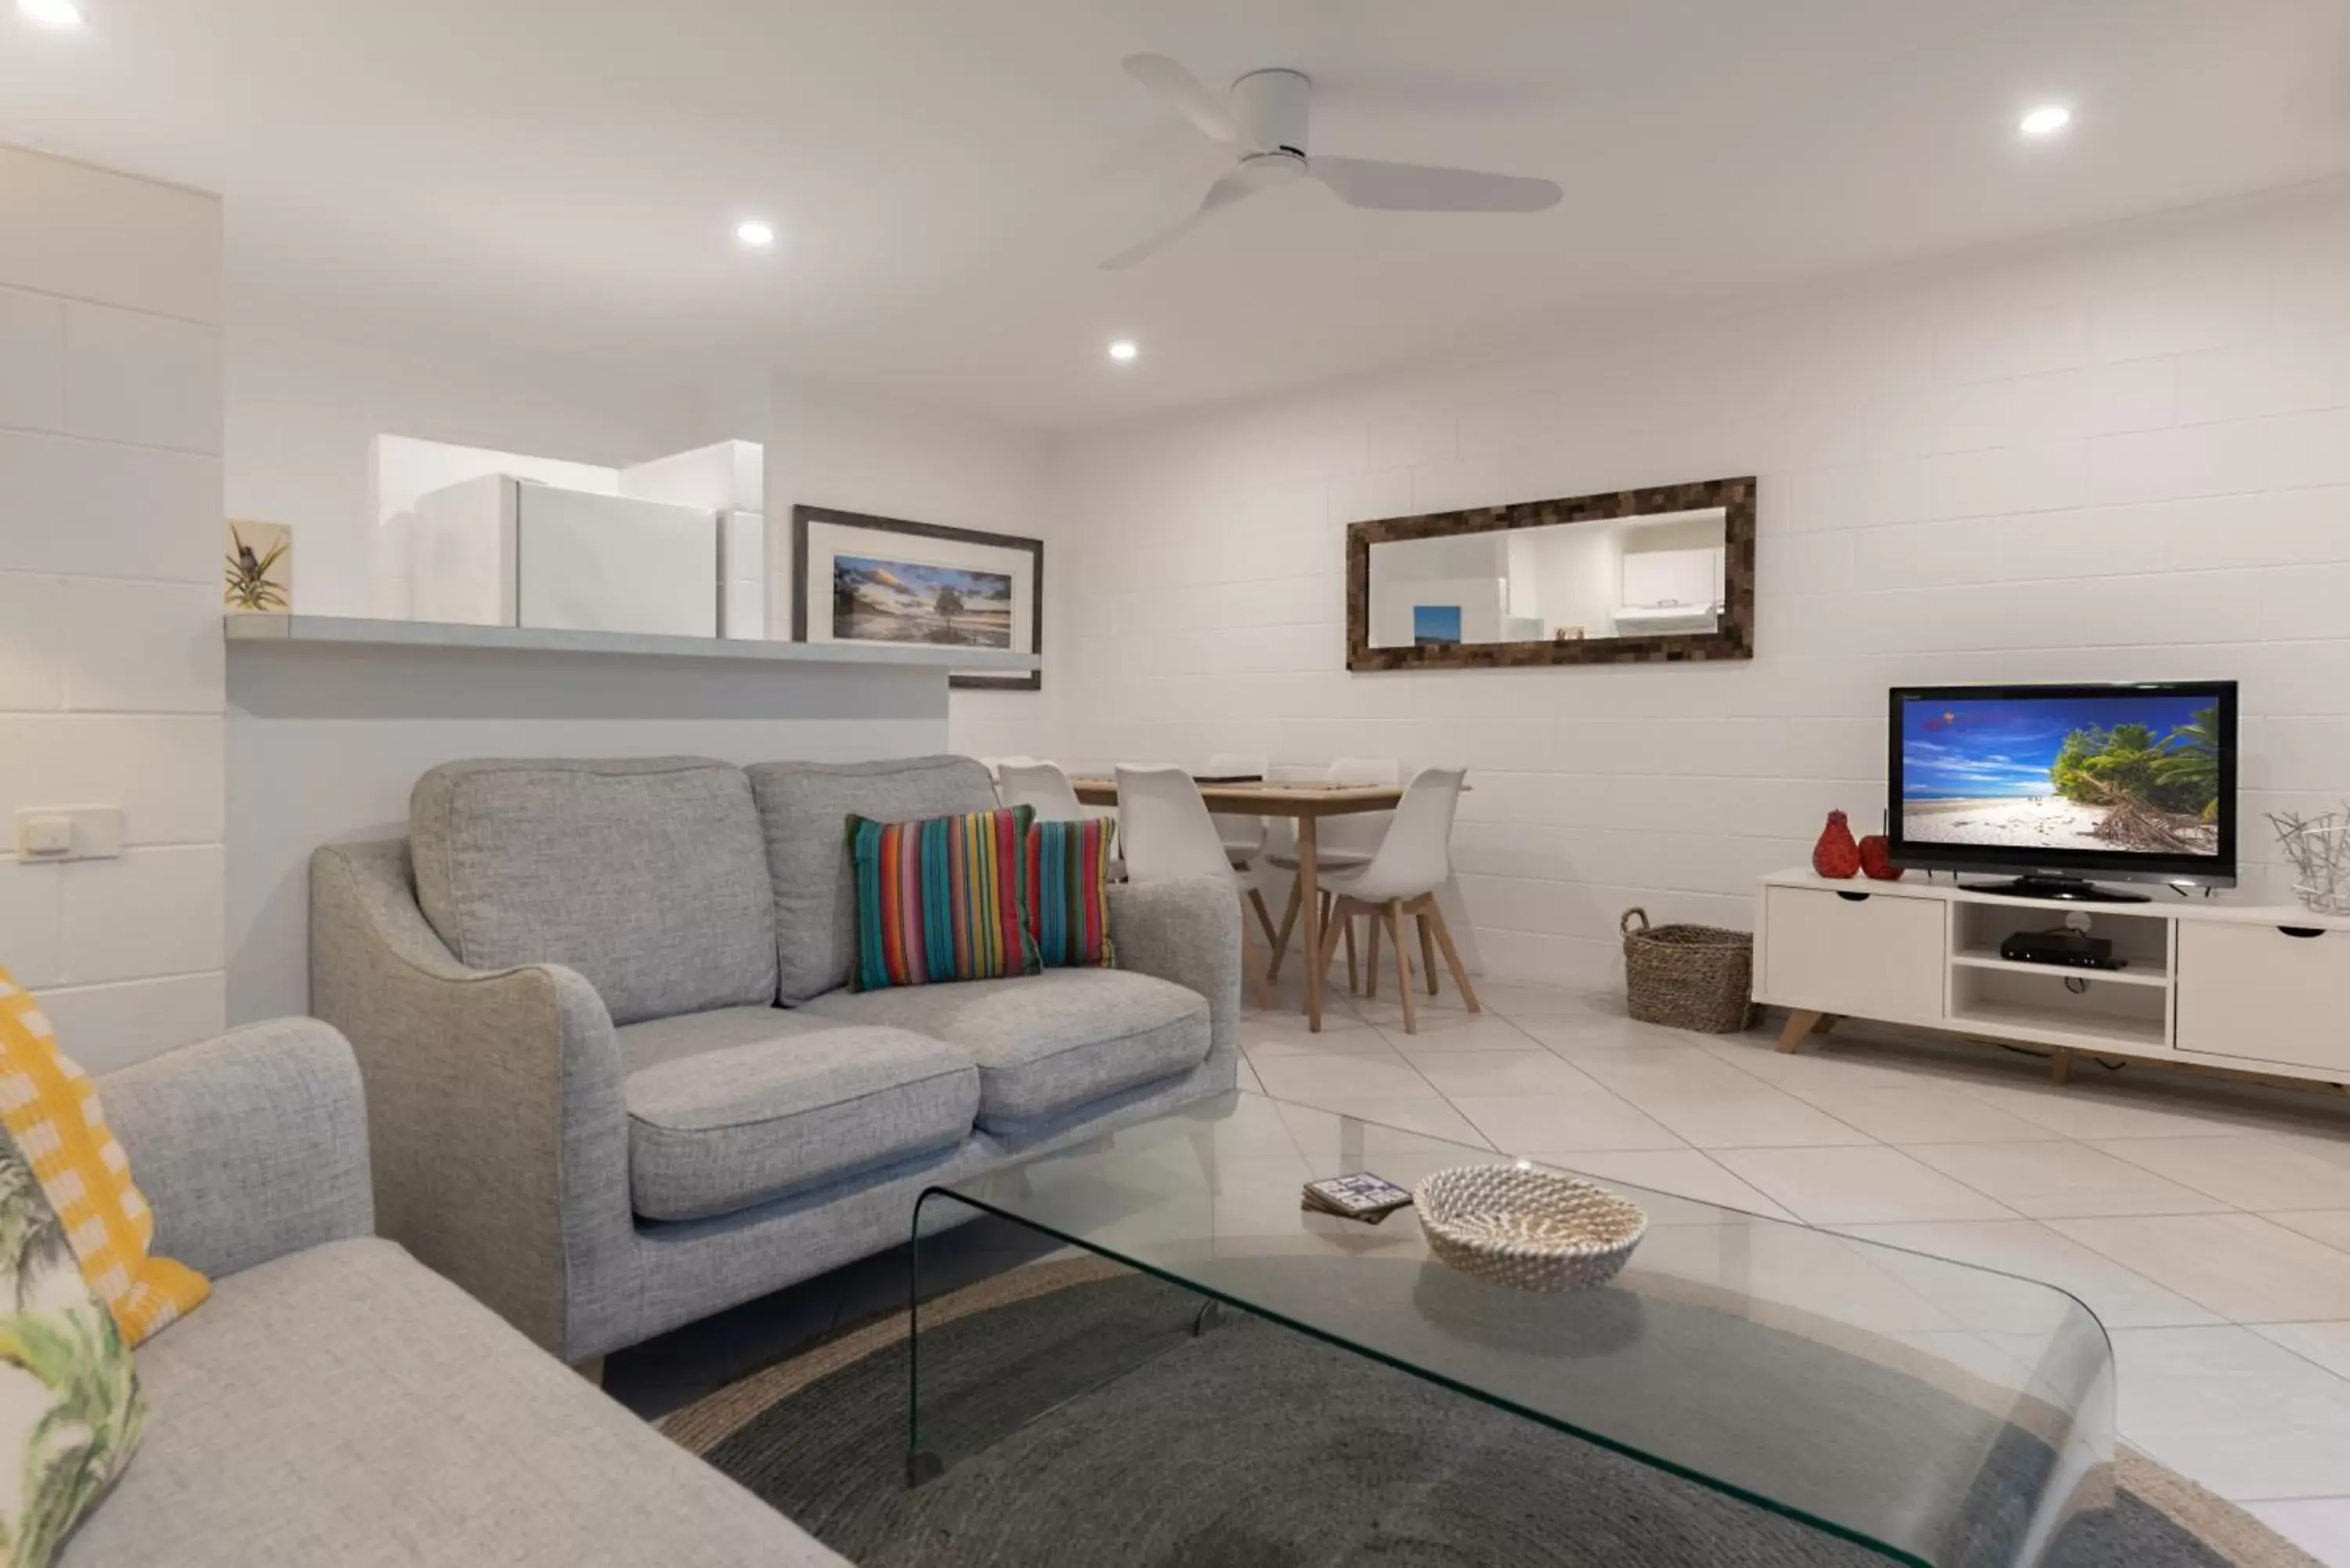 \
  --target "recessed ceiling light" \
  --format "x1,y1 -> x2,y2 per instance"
16,0 -> 84,27
1108,339 -> 1139,363
2019,105 -> 2072,137
736,219 -> 776,249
